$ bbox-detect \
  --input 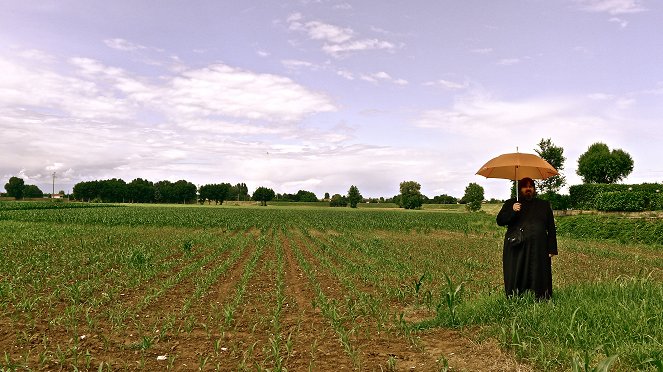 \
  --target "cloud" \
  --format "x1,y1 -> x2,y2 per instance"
609,17 -> 629,27
166,64 -> 336,122
0,50 -> 342,193
497,58 -> 521,66
470,48 -> 494,54
333,3 -> 352,10
282,59 -> 317,70
322,39 -> 396,56
286,13 -> 397,57
104,38 -> 148,51
423,79 -> 468,90
359,71 -> 408,85
573,0 -> 646,14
